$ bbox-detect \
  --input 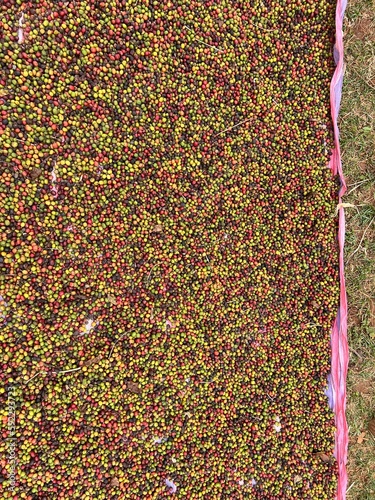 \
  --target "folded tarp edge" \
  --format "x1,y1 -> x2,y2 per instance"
329,0 -> 349,498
